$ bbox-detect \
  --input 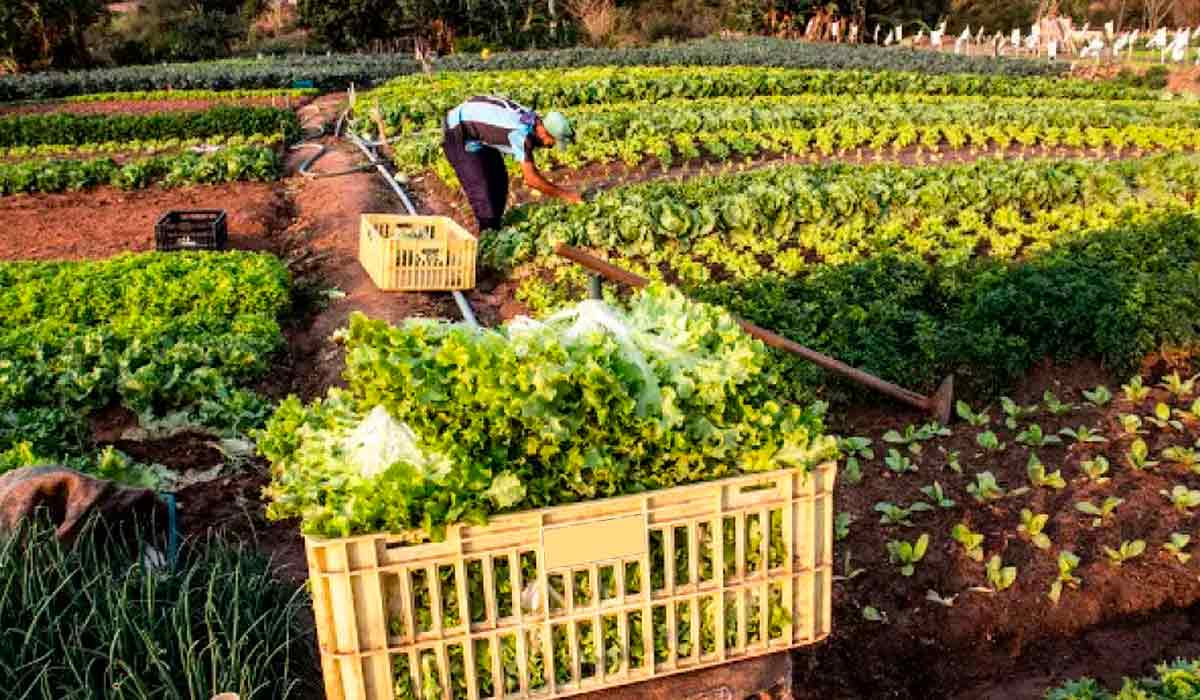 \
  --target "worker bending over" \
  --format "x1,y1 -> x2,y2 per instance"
442,96 -> 581,231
